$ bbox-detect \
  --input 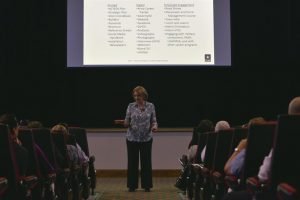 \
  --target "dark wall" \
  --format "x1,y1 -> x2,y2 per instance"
0,0 -> 299,127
